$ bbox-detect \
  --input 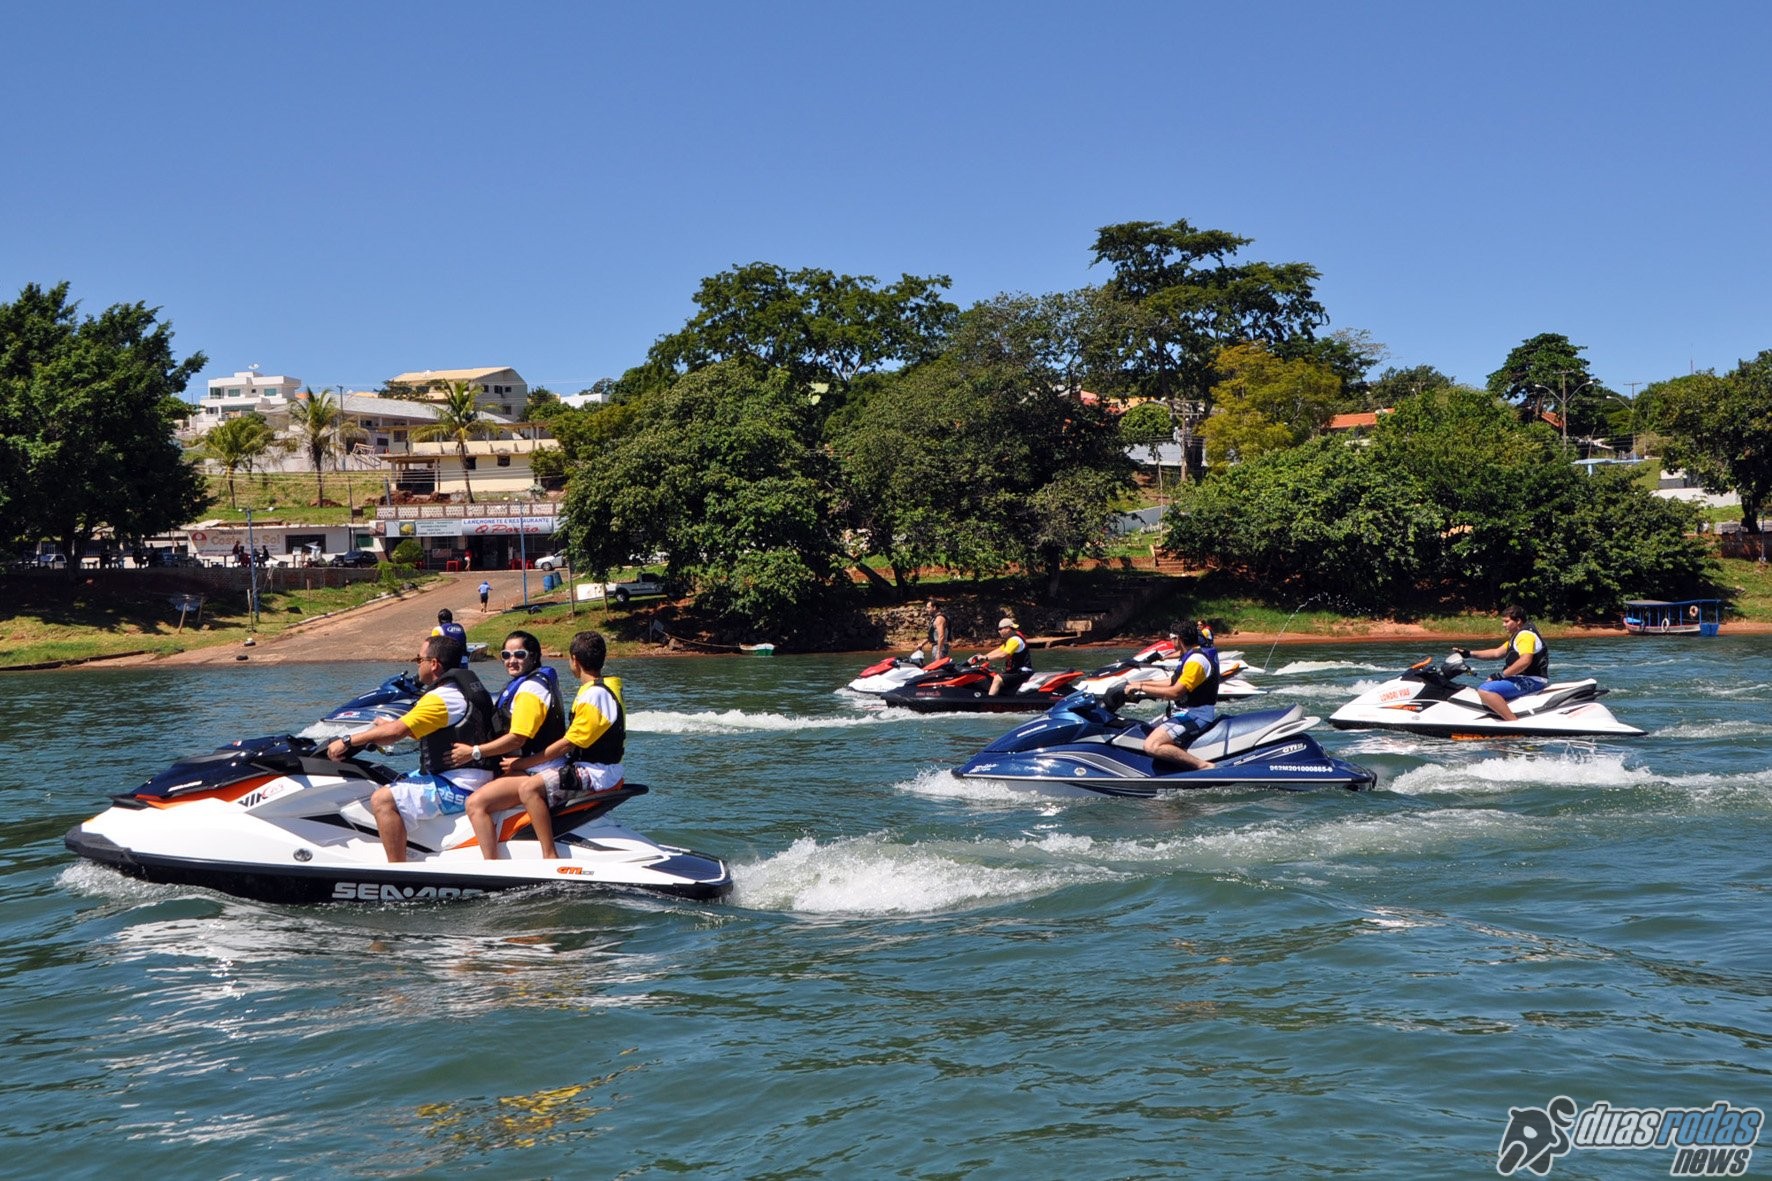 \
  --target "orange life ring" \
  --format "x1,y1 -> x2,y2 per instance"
1688,604 -> 1699,619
